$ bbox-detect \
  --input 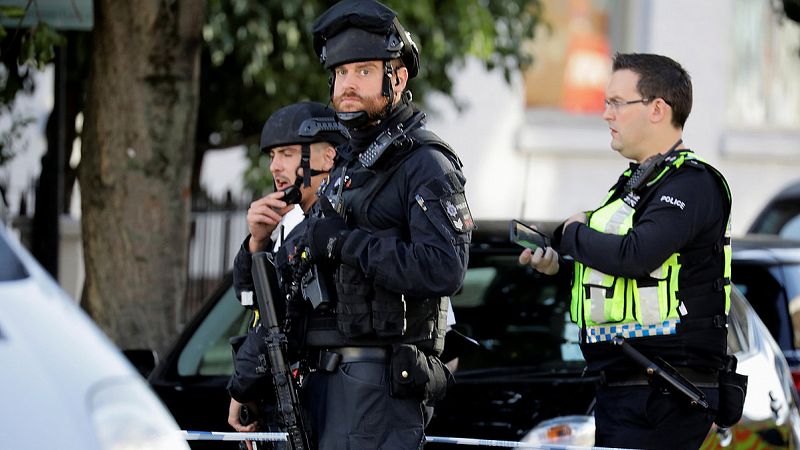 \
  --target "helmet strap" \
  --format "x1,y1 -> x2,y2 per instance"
336,110 -> 371,129
301,143 -> 312,188
382,61 -> 395,119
